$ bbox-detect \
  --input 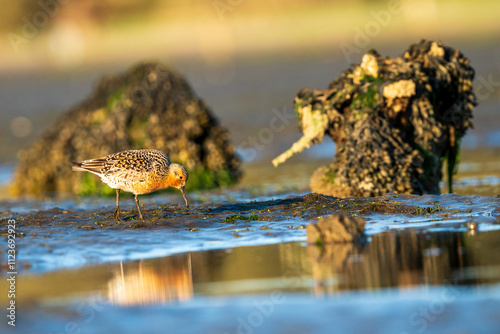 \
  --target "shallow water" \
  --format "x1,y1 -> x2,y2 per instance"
2,218 -> 500,333
1,73 -> 499,332
0,30 -> 499,334
1,144 -> 500,333
1,189 -> 499,333
1,191 -> 498,271
8,228 -> 500,304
